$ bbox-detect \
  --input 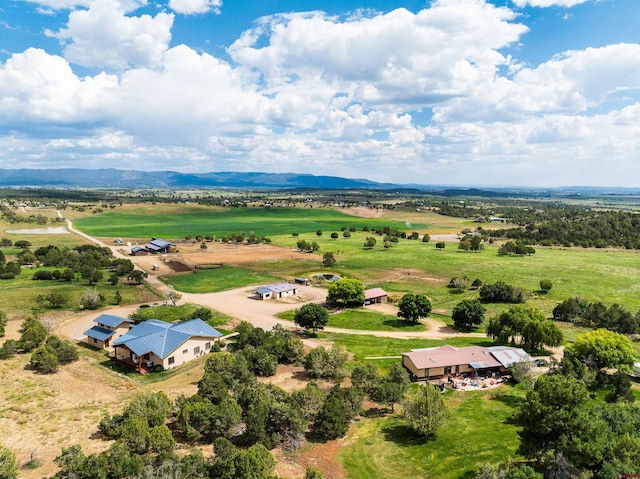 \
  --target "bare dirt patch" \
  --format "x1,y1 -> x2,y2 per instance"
381,268 -> 449,286
131,243 -> 311,275
340,207 -> 385,219
296,439 -> 347,479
